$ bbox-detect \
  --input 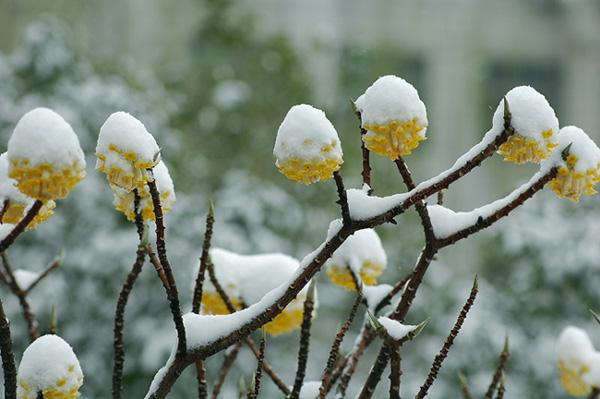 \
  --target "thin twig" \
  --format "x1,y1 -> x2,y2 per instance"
196,361 -> 208,399
587,387 -> 600,399
207,260 -> 291,395
249,329 -> 267,399
192,201 -> 215,314
374,271 -> 412,314
211,342 -> 243,399
0,295 -> 16,399
335,324 -> 374,398
388,343 -> 401,399
333,171 -> 352,227
484,335 -> 510,399
351,100 -> 371,188
416,275 -> 479,399
23,249 -> 65,294
290,282 -> 317,399
320,288 -> 363,398
495,371 -> 506,399
113,242 -> 148,399
0,252 -> 39,342
146,174 -> 186,357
